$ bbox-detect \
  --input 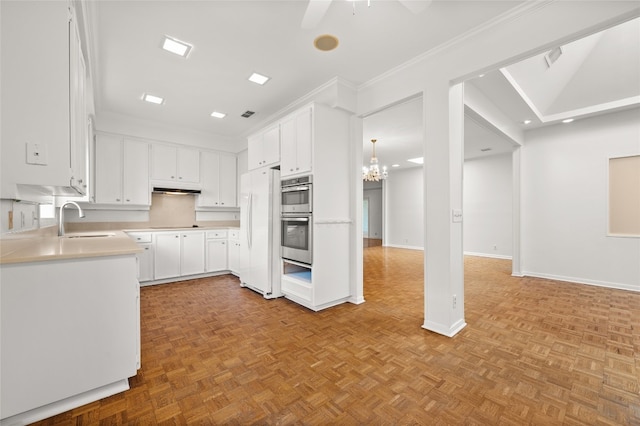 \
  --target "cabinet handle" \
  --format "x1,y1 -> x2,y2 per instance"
296,167 -> 299,170
175,235 -> 179,238
179,176 -> 183,180
116,198 -> 121,202
171,176 -> 175,179
221,202 -> 224,205
290,168 -> 293,171
126,199 -> 130,202
144,247 -> 149,250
